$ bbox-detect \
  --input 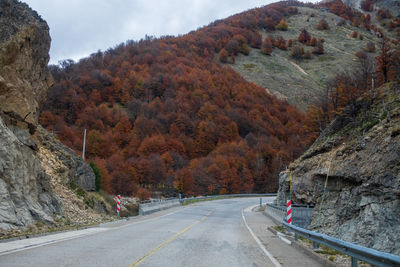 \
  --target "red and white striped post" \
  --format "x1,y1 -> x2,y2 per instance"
286,200 -> 292,224
116,195 -> 121,217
